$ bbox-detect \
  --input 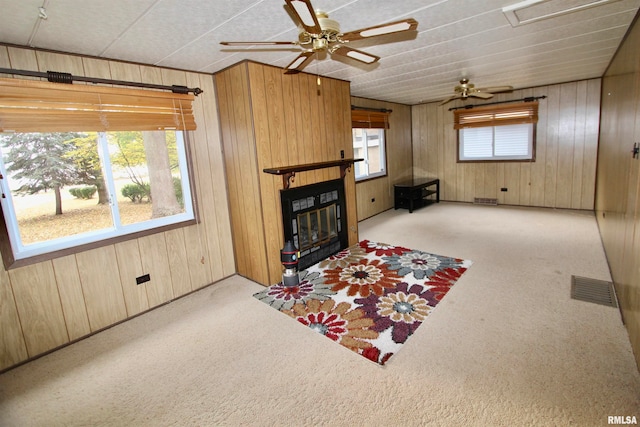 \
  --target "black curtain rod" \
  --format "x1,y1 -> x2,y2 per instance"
351,105 -> 393,113
0,68 -> 203,96
448,95 -> 546,111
